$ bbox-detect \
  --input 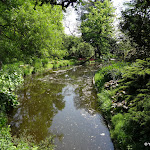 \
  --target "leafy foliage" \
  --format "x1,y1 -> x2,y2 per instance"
0,124 -> 55,150
97,89 -> 113,117
71,42 -> 95,58
81,0 -> 115,57
120,0 -> 150,58
0,0 -> 64,63
63,35 -> 82,53
0,126 -> 38,150
95,59 -> 150,149
95,62 -> 129,91
111,59 -> 150,149
114,36 -> 137,61
63,35 -> 94,58
0,63 -> 24,111
34,0 -> 81,9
